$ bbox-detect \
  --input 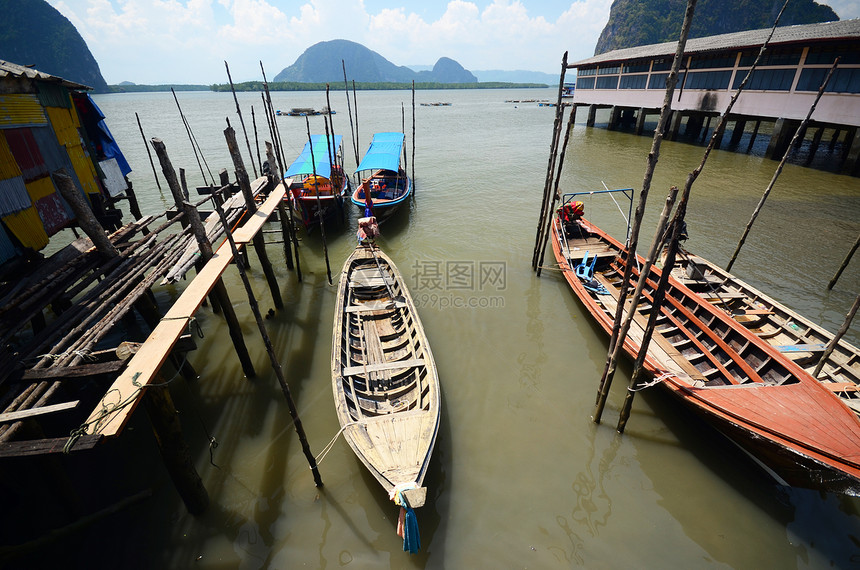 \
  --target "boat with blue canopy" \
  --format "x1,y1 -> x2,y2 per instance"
350,132 -> 411,219
284,134 -> 349,229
